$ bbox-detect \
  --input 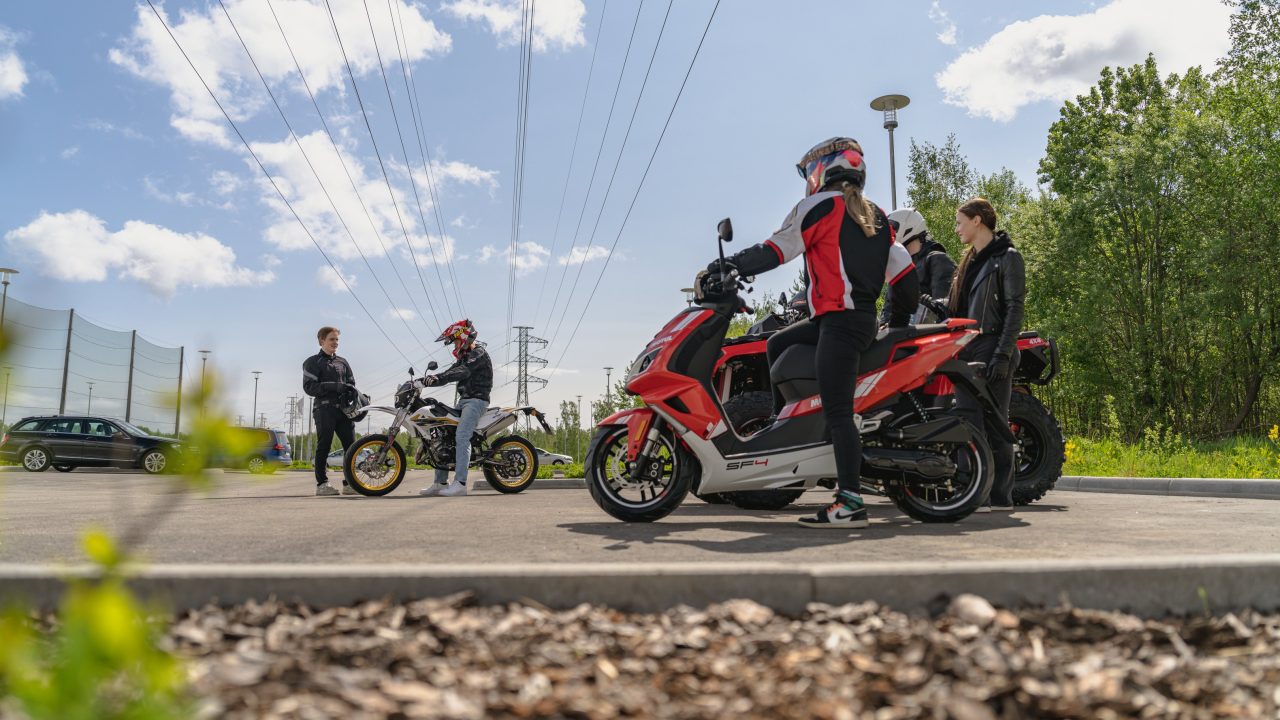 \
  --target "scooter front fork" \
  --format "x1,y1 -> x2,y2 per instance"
629,421 -> 664,483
